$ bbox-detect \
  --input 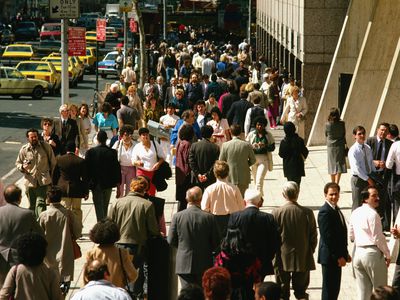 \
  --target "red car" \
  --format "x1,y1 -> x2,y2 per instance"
40,23 -> 61,41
